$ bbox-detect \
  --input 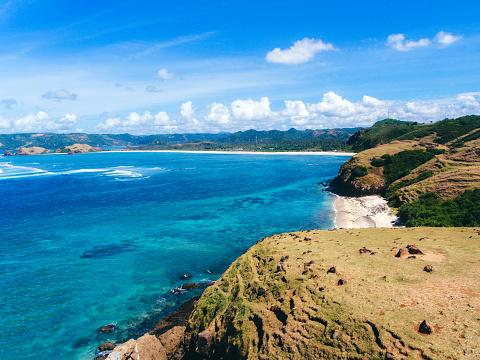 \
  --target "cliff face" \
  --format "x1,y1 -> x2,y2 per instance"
181,228 -> 480,360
